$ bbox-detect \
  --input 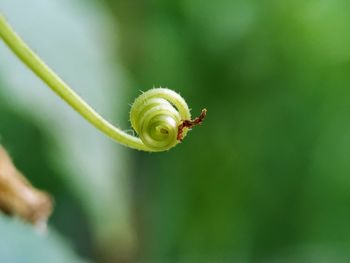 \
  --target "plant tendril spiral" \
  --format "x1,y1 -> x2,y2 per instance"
130,88 -> 191,151
0,14 -> 205,152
